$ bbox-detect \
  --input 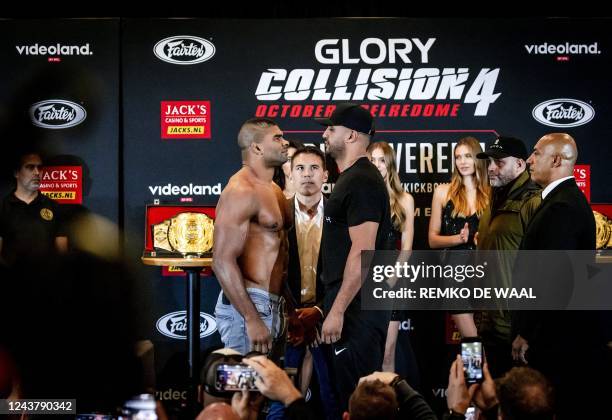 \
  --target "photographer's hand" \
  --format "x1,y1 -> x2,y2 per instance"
472,362 -> 498,412
232,390 -> 264,420
242,356 -> 302,407
447,355 -> 477,415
